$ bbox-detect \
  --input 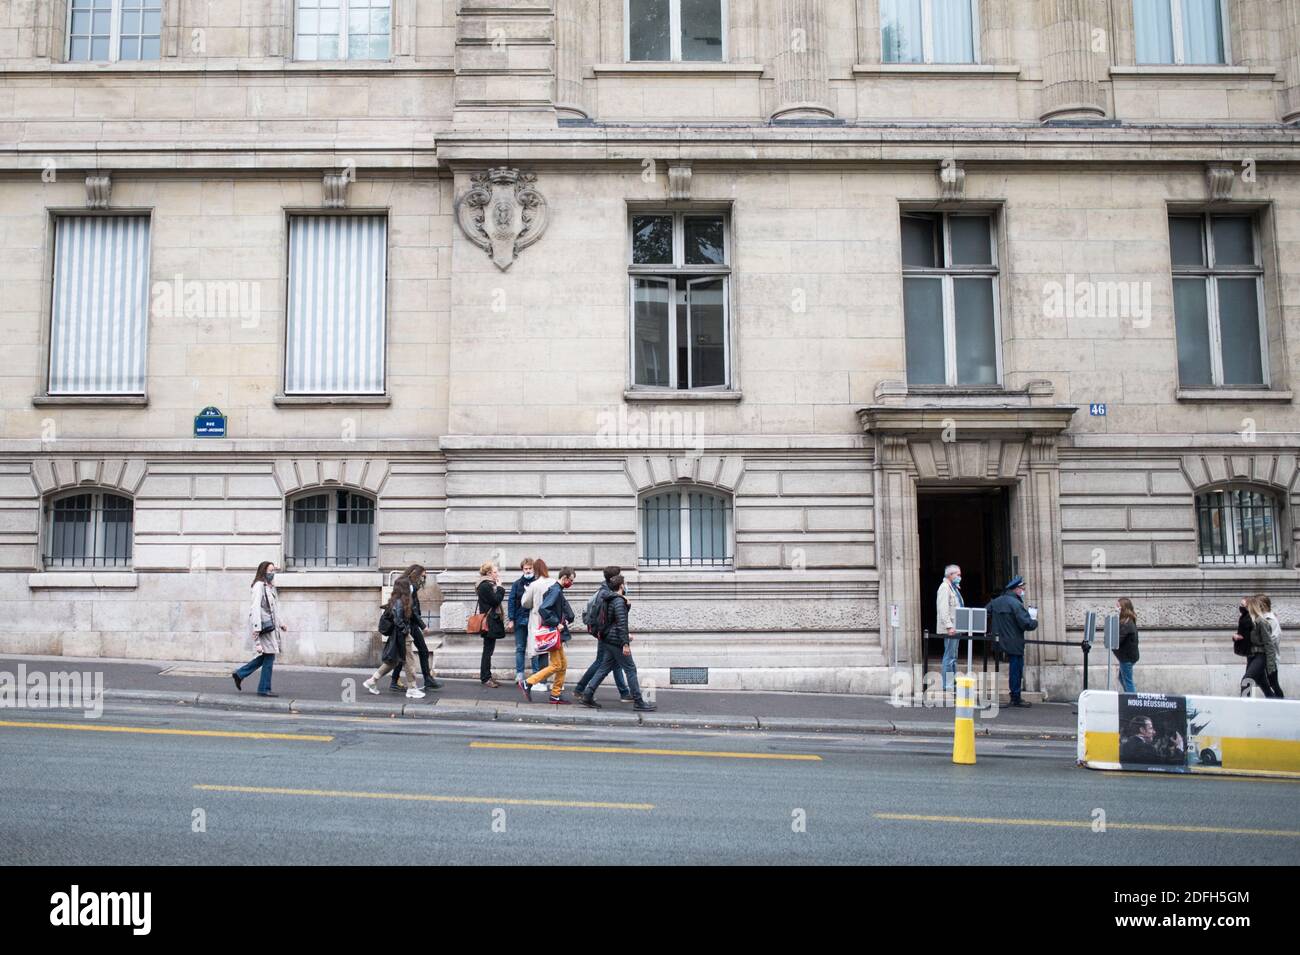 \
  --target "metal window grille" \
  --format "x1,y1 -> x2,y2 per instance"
286,489 -> 376,568
43,491 -> 133,568
640,489 -> 732,568
1196,488 -> 1281,565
